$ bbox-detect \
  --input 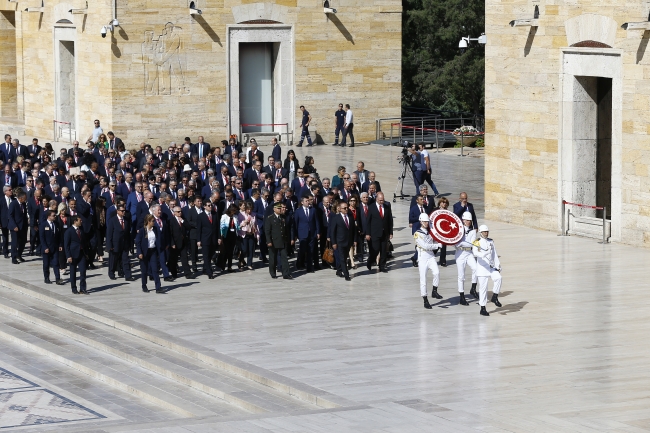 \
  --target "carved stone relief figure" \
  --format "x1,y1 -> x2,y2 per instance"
142,23 -> 189,96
